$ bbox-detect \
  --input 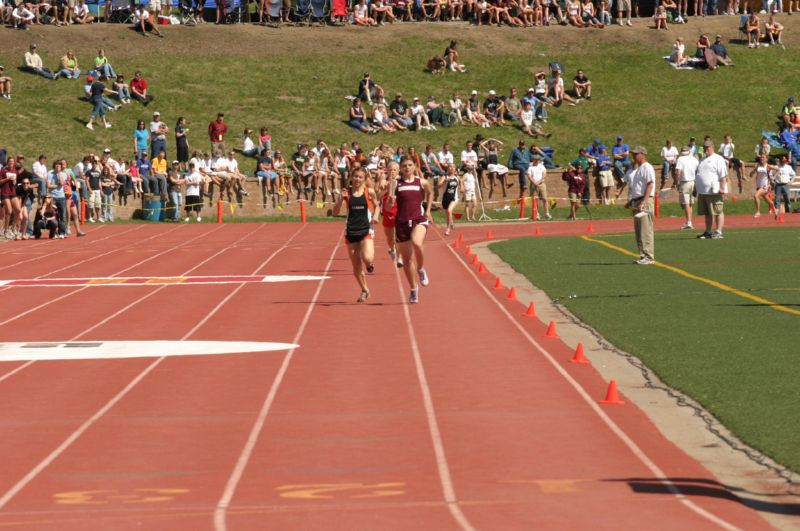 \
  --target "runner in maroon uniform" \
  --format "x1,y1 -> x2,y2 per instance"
333,168 -> 379,303
388,157 -> 433,304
